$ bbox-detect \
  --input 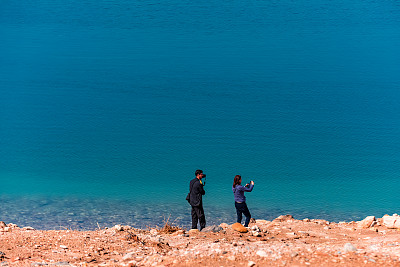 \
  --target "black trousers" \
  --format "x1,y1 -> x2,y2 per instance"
191,205 -> 206,230
235,202 -> 251,227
